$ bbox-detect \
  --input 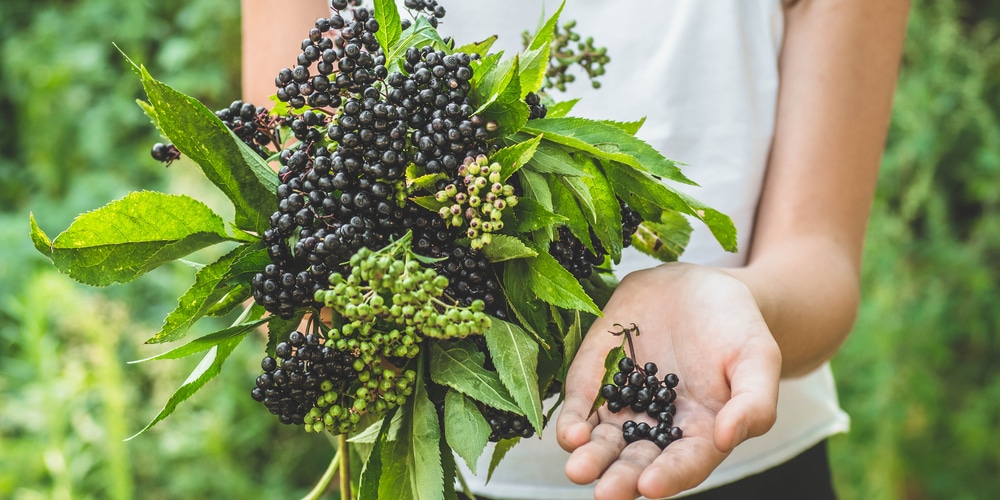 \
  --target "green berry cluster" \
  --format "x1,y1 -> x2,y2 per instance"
433,155 -> 518,249
303,366 -> 417,435
524,19 -> 610,91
